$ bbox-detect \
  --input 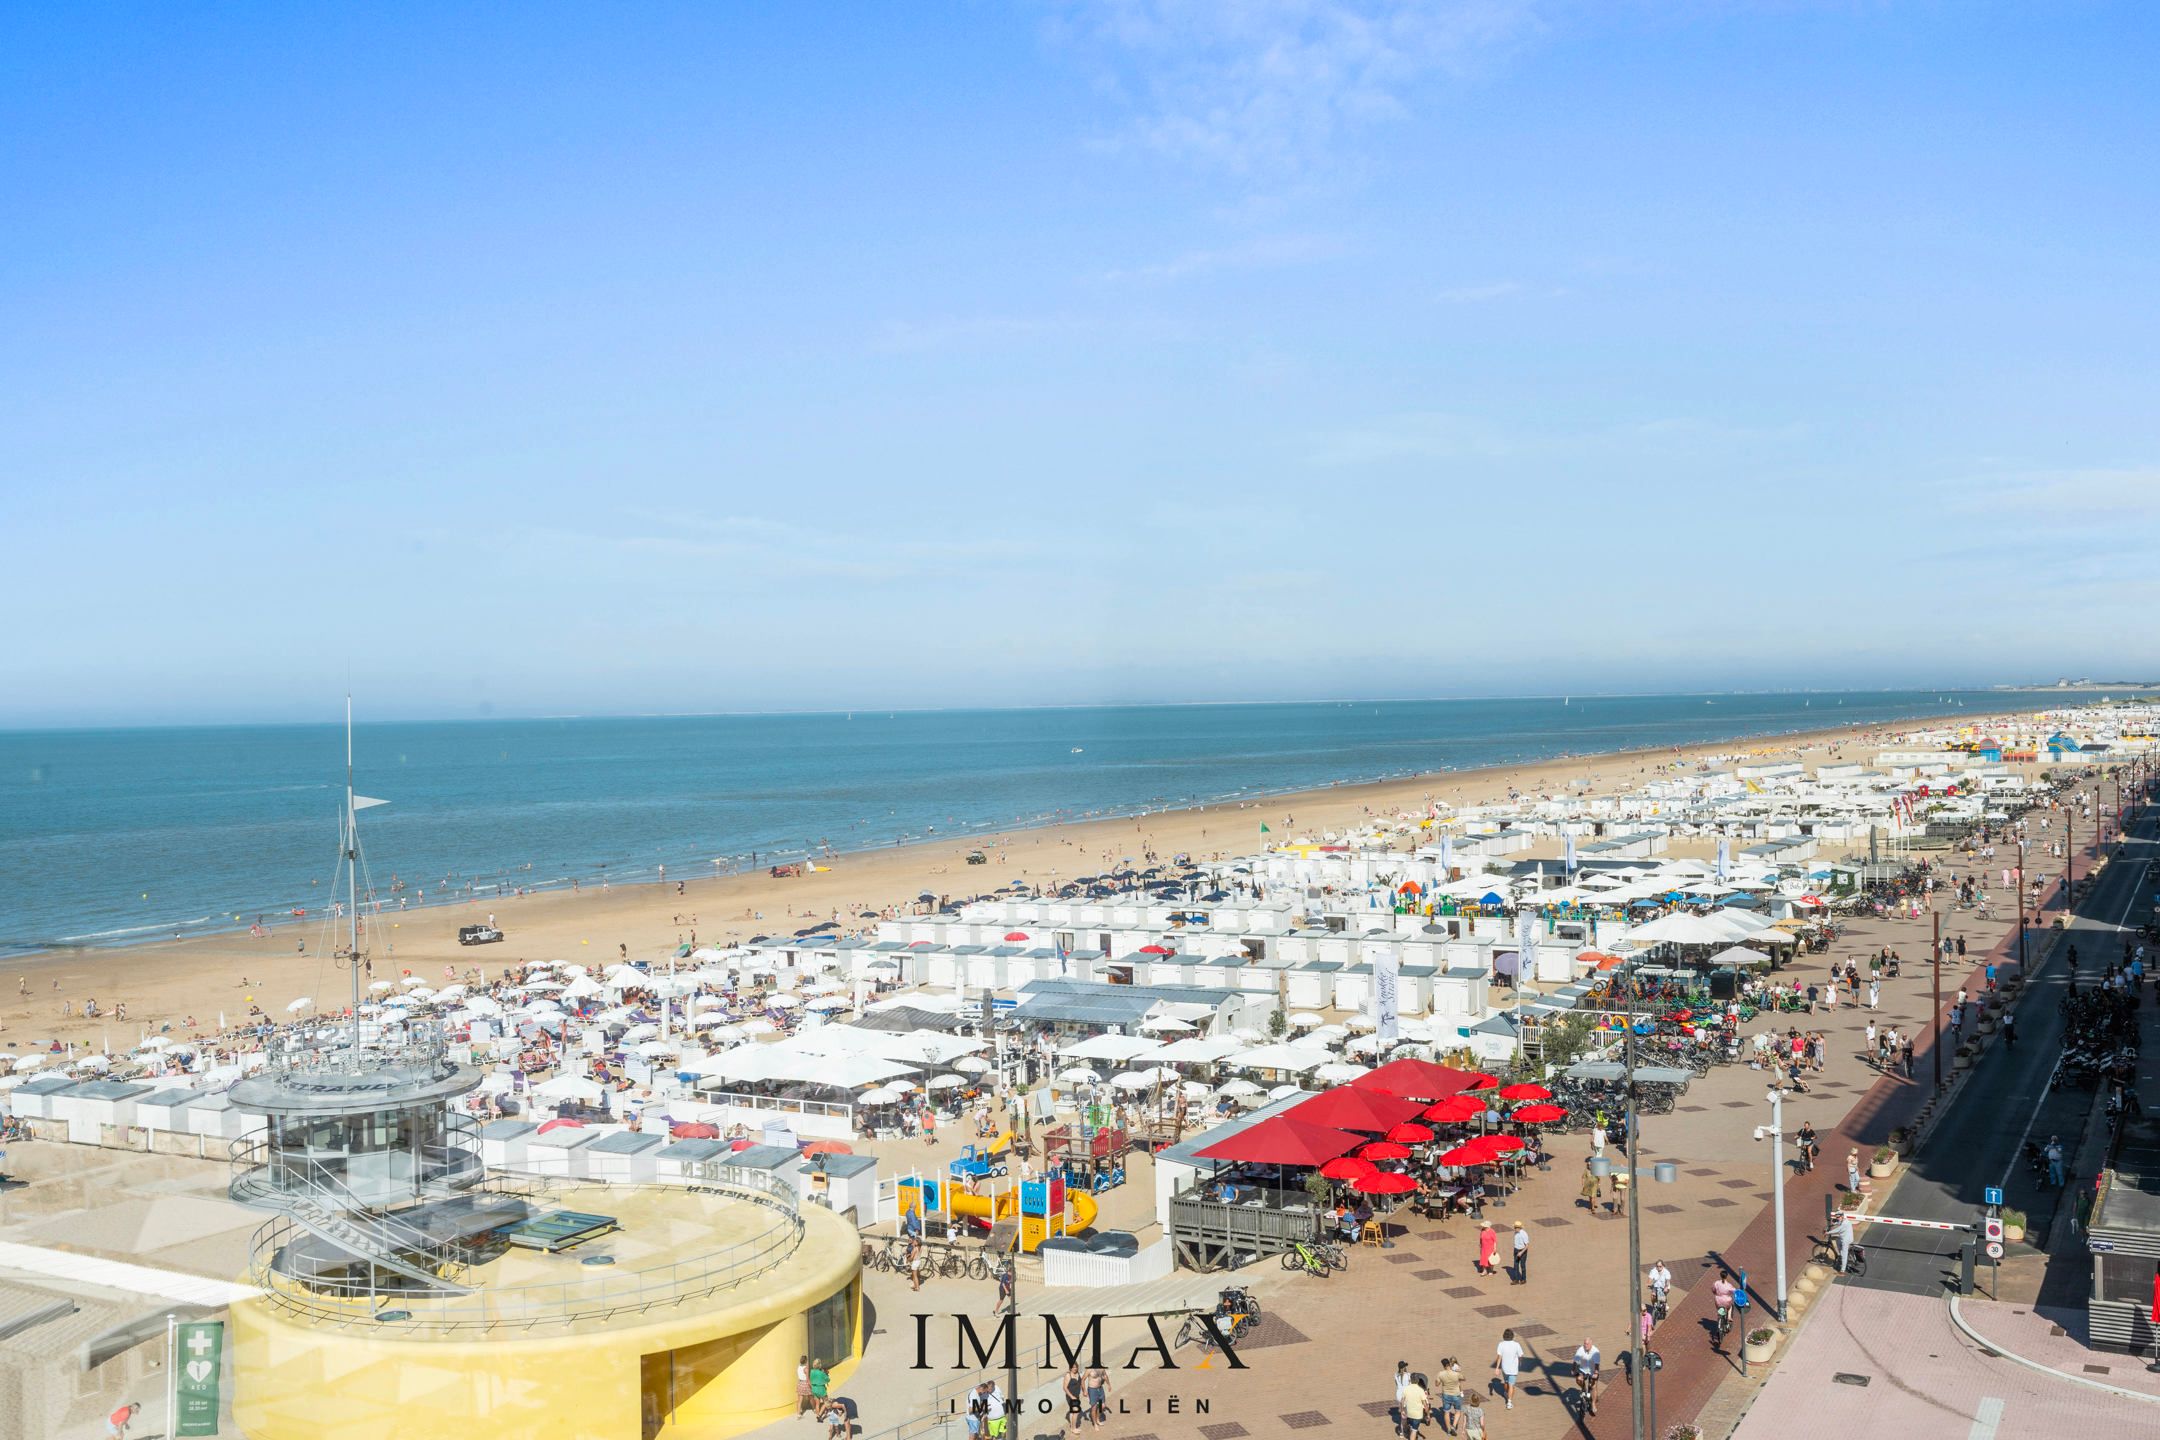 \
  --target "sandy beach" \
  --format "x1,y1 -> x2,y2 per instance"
0,713 -> 2028,1054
